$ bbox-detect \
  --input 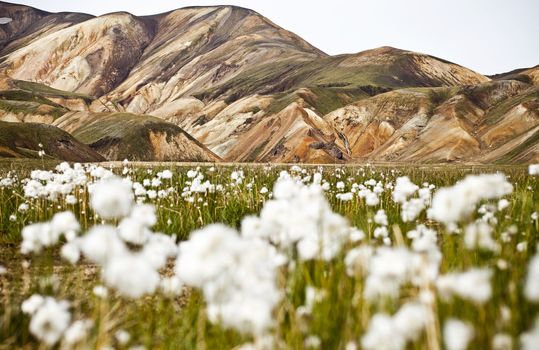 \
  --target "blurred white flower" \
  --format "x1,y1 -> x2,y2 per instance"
392,176 -> 419,204
160,276 -> 183,296
364,247 -> 414,300
437,268 -> 492,304
21,294 -> 45,314
336,192 -> 353,201
104,253 -> 160,298
63,319 -> 92,345
21,223 -> 54,254
26,296 -> 71,346
492,333 -> 512,350
430,174 -> 512,225
115,329 -> 131,345
497,199 -> 510,211
443,319 -> 474,350
159,169 -> 173,179
79,225 -> 127,264
464,221 -> 499,252
362,302 -> 429,350
374,209 -> 388,226
60,242 -> 80,264
524,253 -> 539,302
92,285 -> 108,298
175,224 -> 282,335
50,211 -> 80,239
521,318 -> 539,350
90,177 -> 134,219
